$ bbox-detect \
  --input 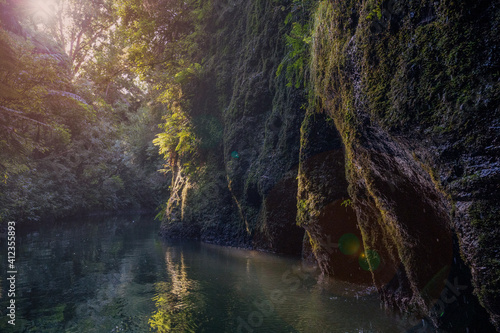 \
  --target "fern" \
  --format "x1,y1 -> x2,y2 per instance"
276,0 -> 314,89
